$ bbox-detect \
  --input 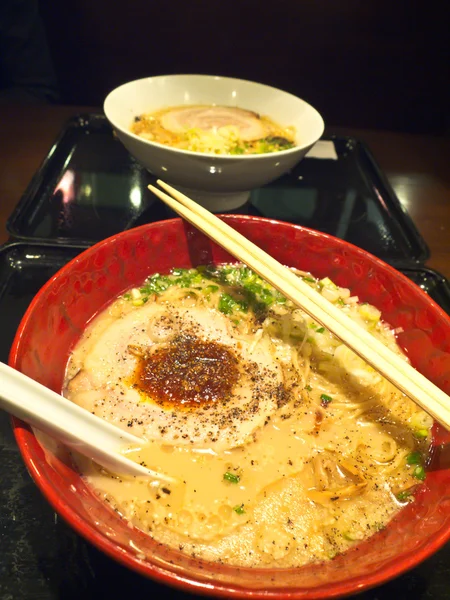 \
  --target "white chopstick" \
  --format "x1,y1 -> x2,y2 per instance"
148,180 -> 450,431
